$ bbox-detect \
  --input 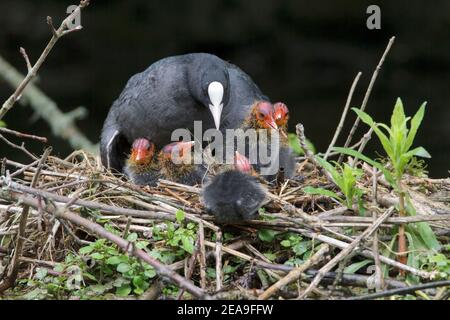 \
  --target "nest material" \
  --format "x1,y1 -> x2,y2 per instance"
0,147 -> 449,300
